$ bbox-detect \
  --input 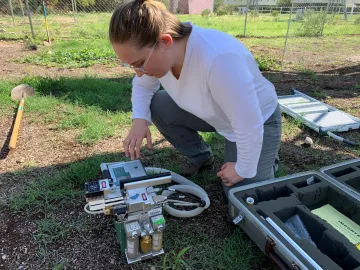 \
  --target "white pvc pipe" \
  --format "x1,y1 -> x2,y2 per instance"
84,203 -> 105,215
